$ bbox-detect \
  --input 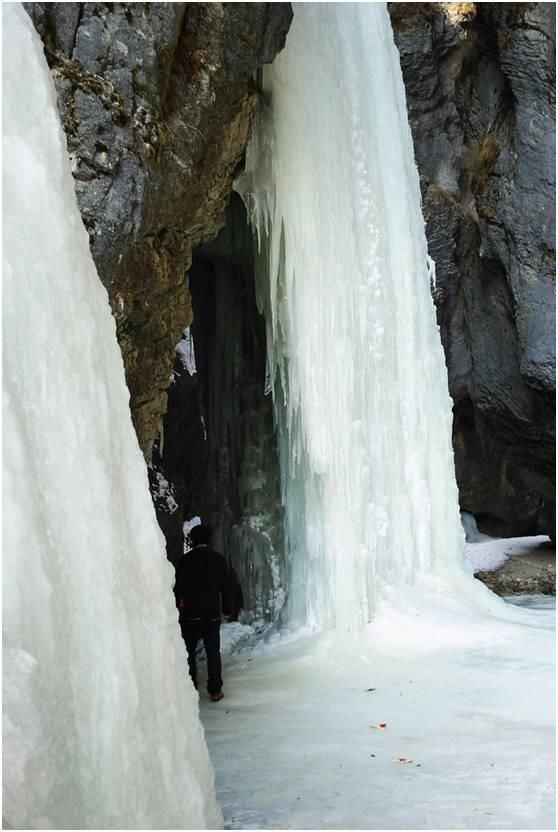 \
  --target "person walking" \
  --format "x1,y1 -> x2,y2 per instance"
174,523 -> 232,701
